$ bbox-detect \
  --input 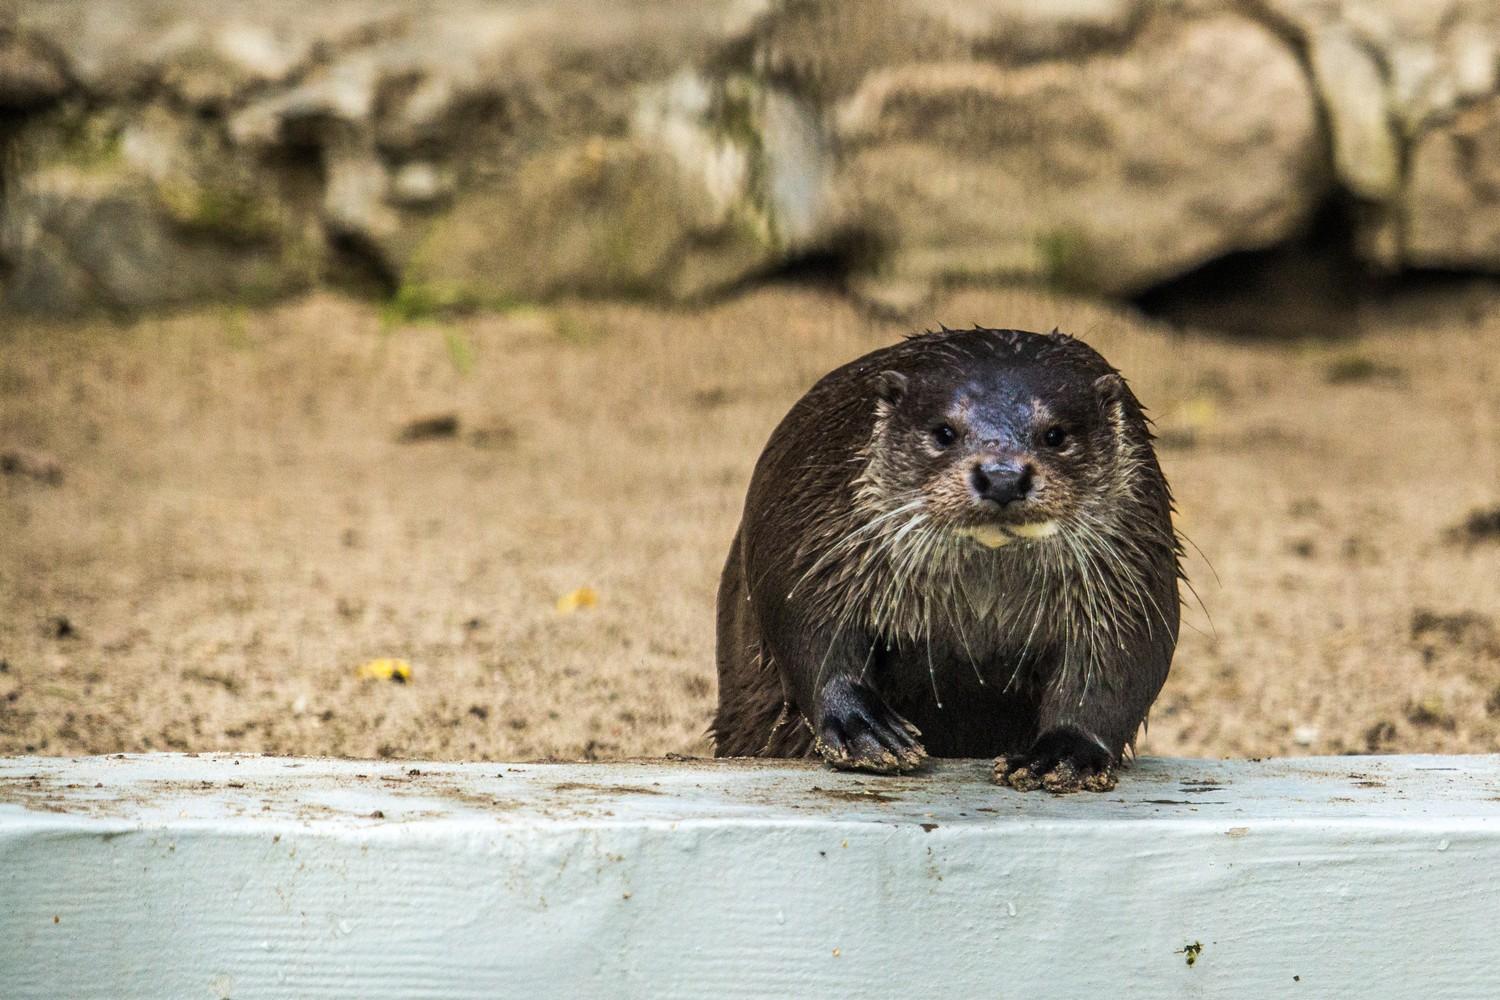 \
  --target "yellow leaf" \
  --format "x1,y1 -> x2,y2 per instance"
1173,397 -> 1218,430
556,586 -> 599,614
357,658 -> 412,683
